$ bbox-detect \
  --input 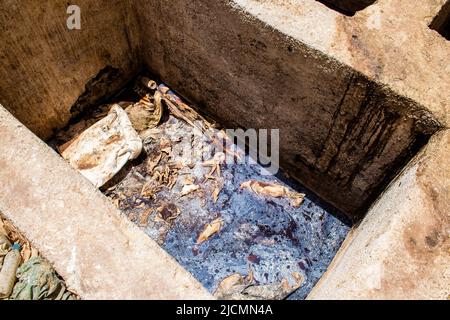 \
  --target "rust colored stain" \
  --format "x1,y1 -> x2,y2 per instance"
75,152 -> 102,170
